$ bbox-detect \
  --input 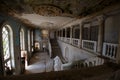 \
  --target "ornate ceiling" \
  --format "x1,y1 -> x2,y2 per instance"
0,0 -> 120,29
32,5 -> 63,16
